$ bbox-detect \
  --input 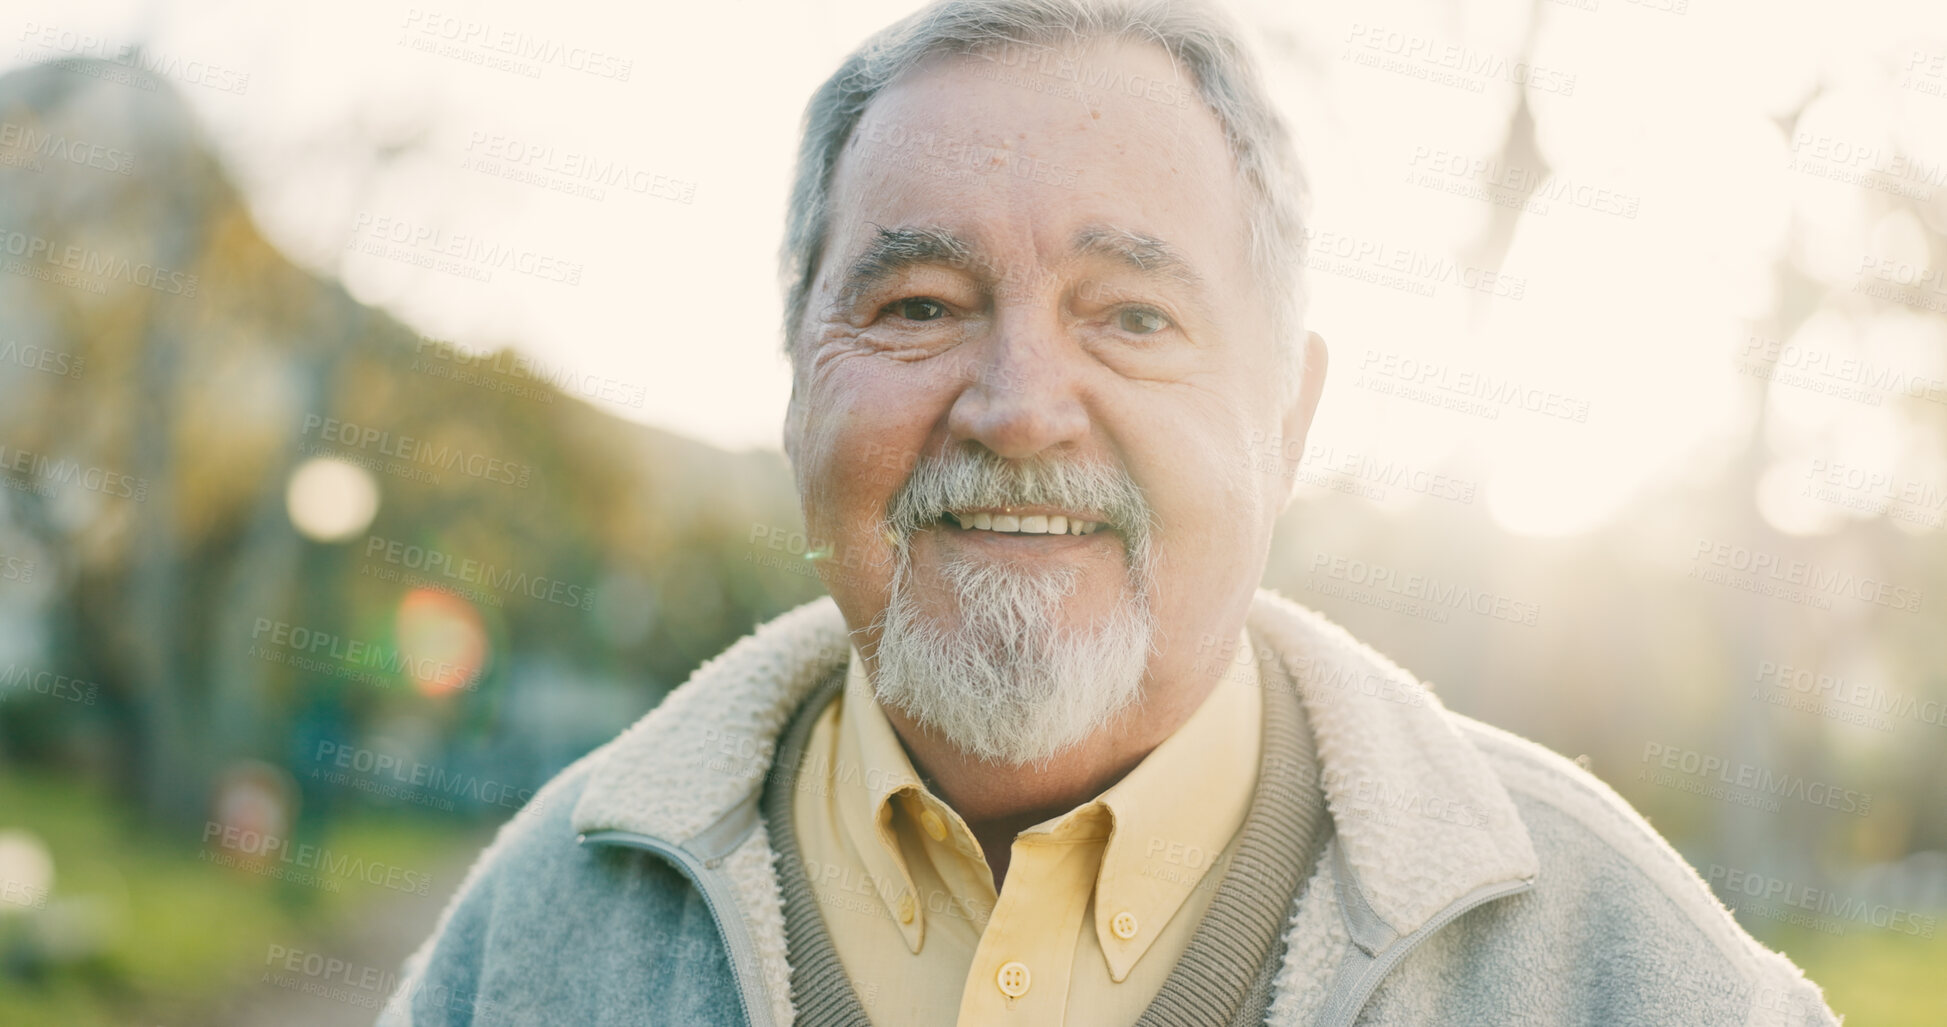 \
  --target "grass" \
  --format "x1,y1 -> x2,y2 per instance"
0,771 -> 485,1027
1764,919 -> 1947,1025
